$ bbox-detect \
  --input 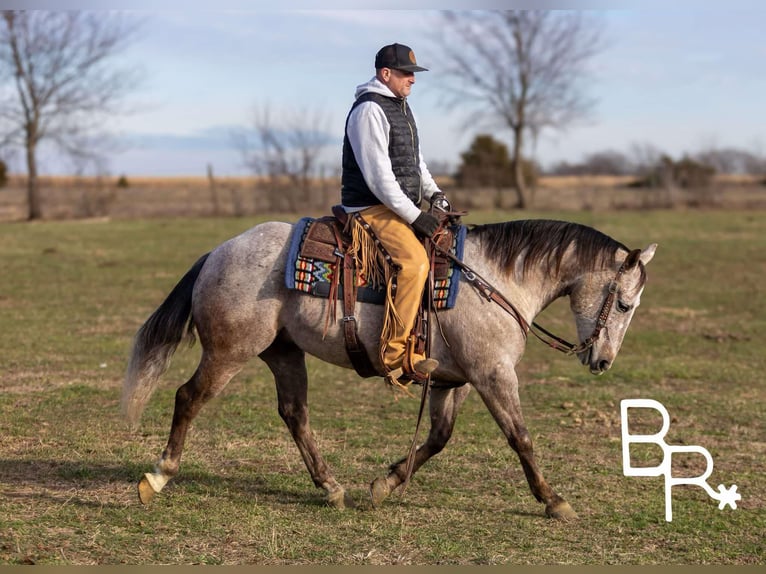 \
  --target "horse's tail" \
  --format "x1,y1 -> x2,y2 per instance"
121,253 -> 210,428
